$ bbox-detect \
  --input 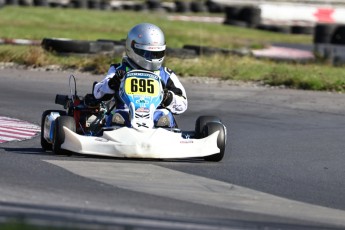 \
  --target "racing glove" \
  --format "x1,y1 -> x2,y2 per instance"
108,70 -> 126,91
161,89 -> 173,107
